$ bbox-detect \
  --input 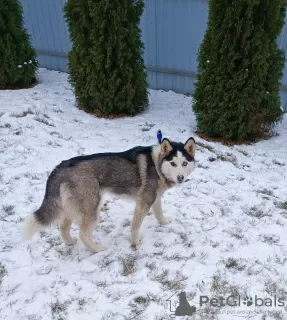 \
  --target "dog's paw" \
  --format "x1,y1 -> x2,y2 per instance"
131,230 -> 142,246
159,216 -> 171,225
64,237 -> 77,245
131,234 -> 142,247
131,238 -> 142,249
